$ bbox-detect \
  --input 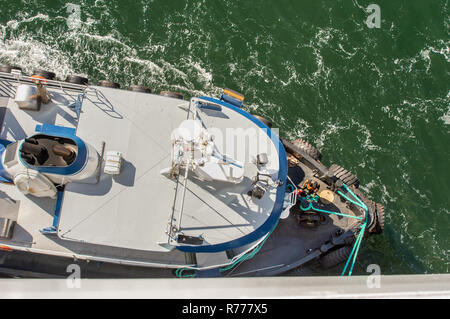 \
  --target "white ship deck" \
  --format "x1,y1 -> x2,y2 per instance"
0,73 -> 286,267
58,88 -> 281,253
